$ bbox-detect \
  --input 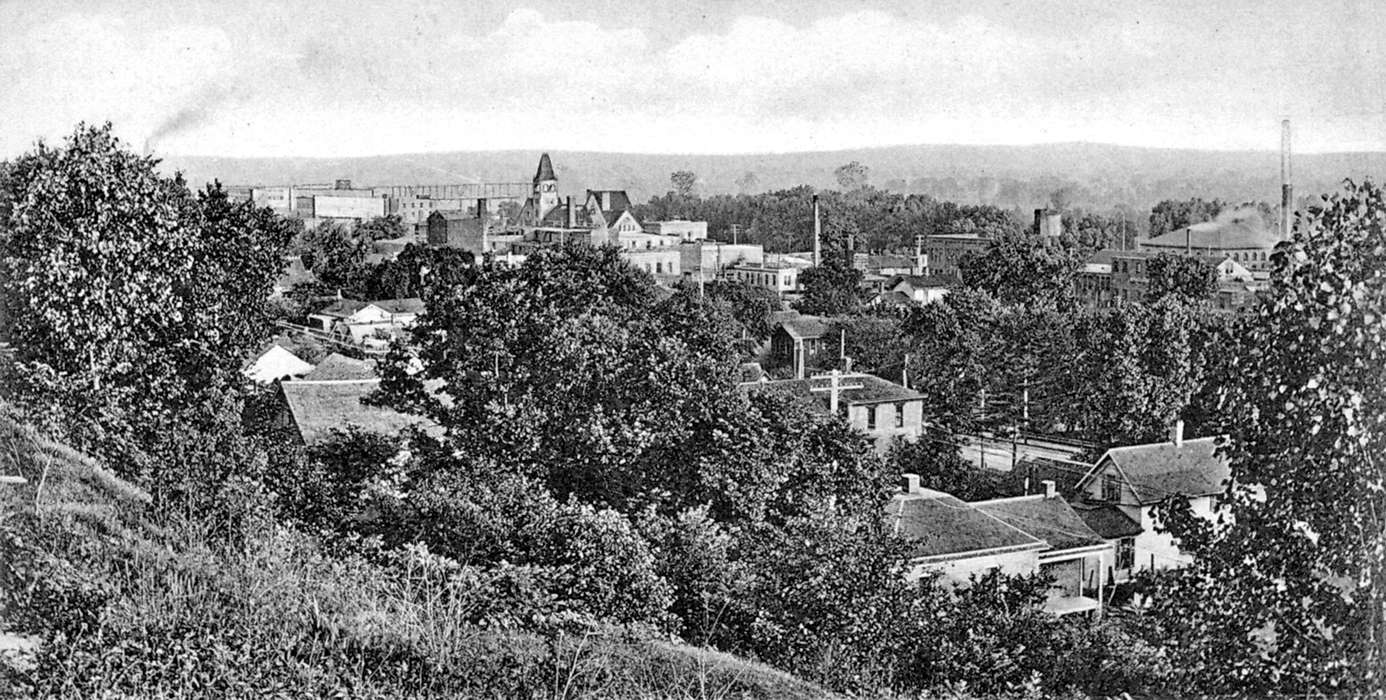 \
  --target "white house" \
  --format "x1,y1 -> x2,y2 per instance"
242,342 -> 315,384
308,298 -> 425,345
886,476 -> 1113,617
1073,422 -> 1231,578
